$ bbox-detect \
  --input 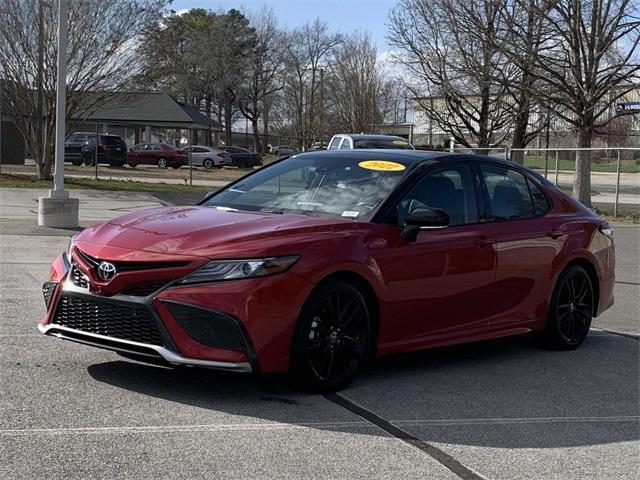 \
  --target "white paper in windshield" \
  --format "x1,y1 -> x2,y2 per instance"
341,211 -> 360,218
